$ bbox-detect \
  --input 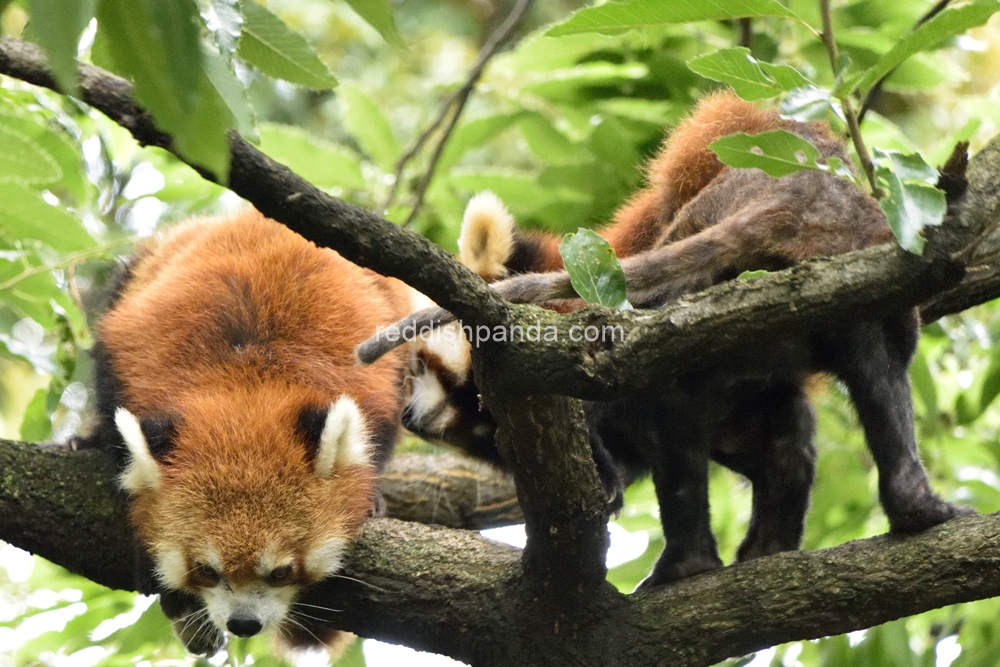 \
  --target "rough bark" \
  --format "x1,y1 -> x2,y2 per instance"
3,34 -> 1000,667
6,439 -> 1000,666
